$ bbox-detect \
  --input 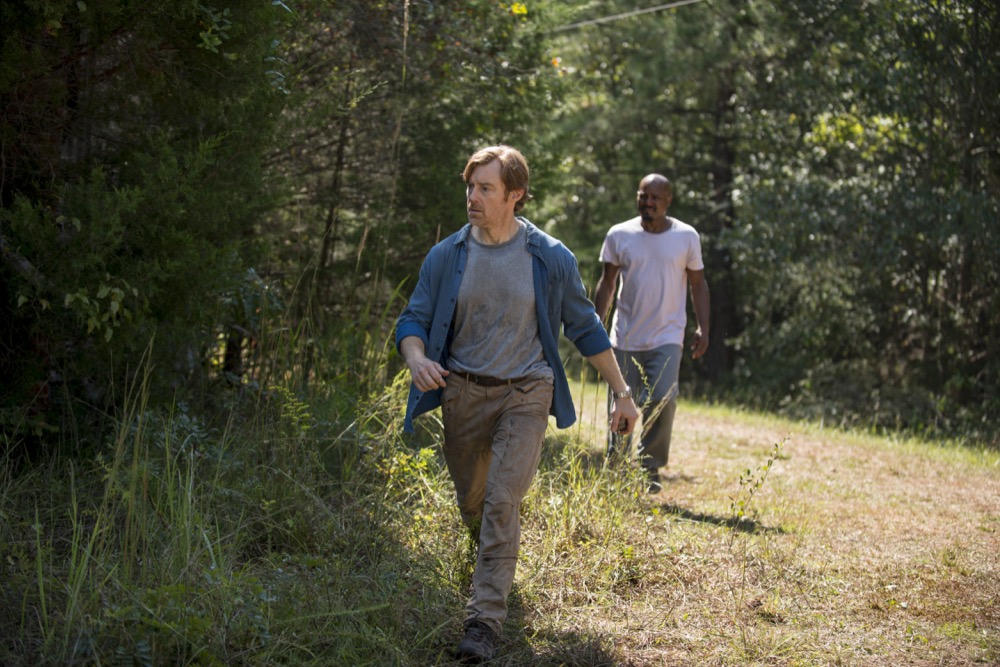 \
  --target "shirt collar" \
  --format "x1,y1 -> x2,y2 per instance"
452,217 -> 539,248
